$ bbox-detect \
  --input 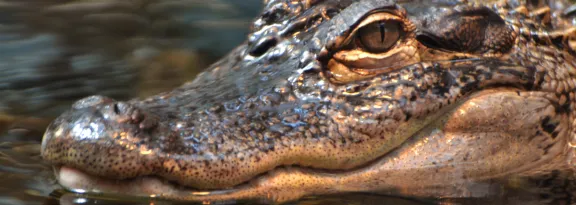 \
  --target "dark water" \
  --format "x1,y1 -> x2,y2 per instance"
0,1 -> 570,205
0,1 -> 265,204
